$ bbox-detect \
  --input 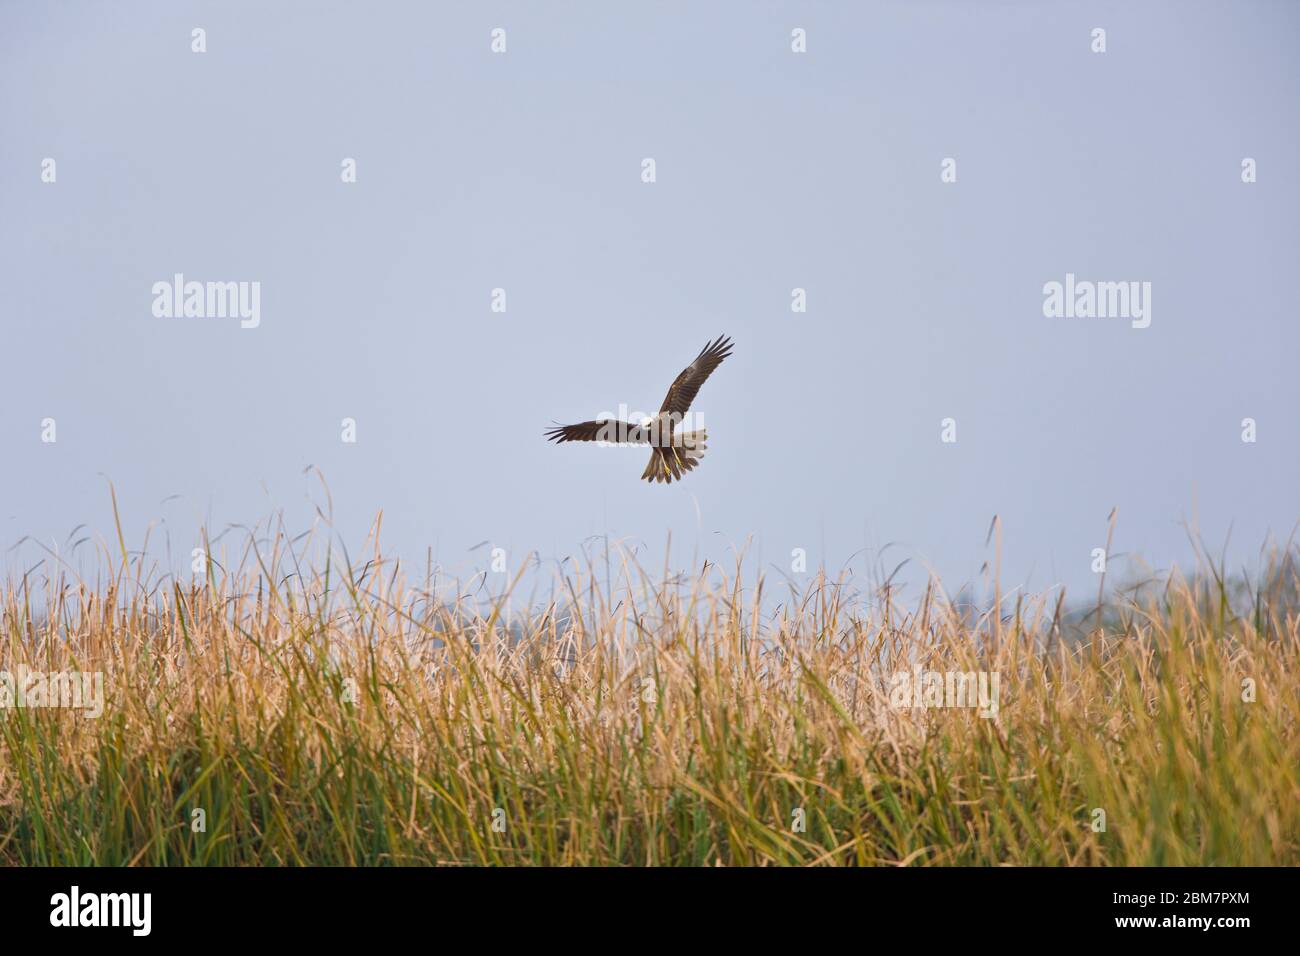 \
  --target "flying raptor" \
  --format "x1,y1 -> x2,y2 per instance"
545,335 -> 734,484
